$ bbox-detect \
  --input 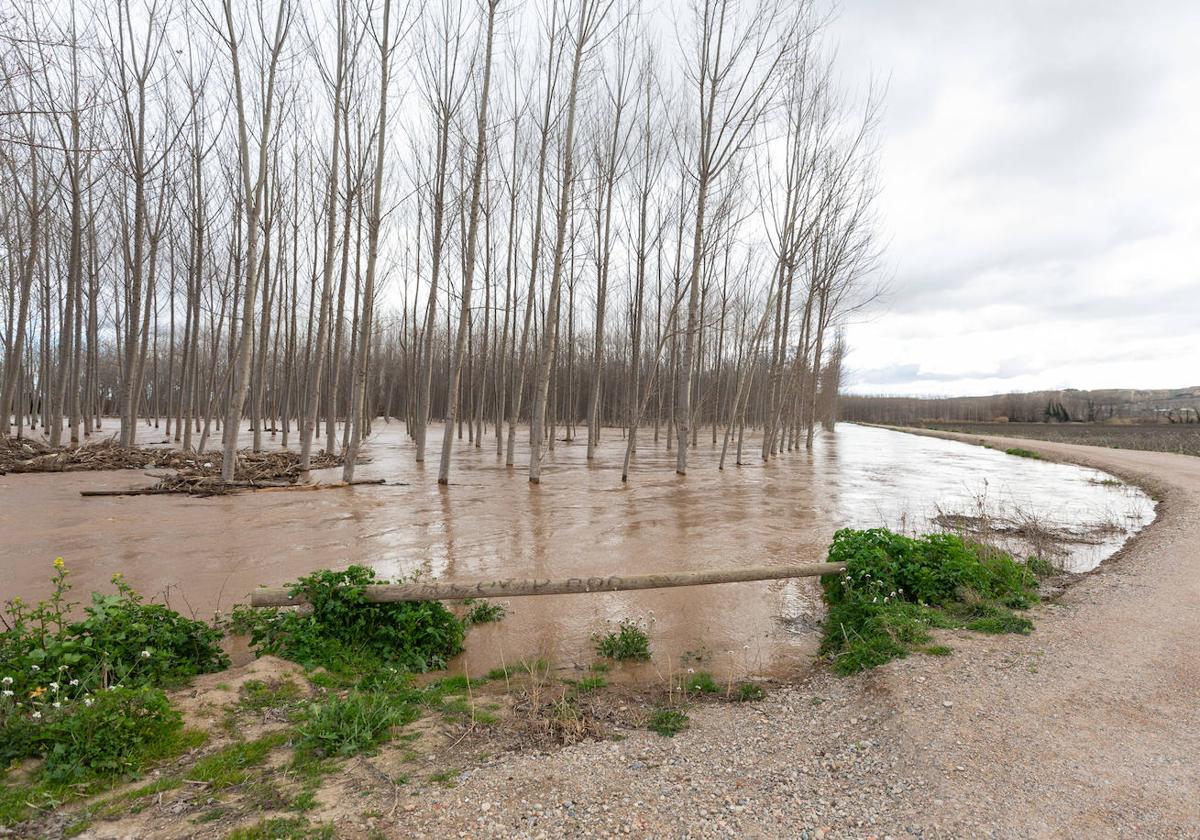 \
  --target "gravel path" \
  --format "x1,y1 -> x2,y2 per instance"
385,435 -> 1200,839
